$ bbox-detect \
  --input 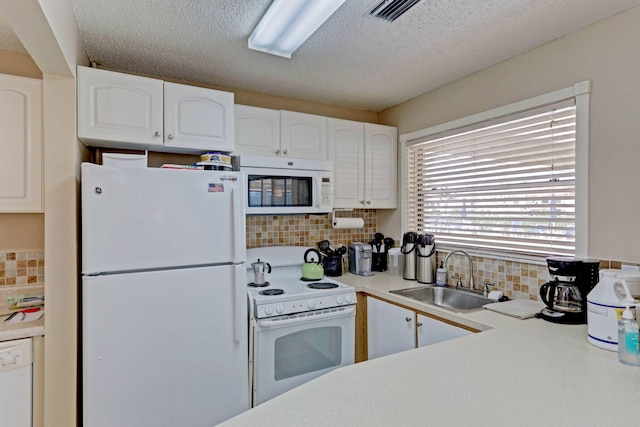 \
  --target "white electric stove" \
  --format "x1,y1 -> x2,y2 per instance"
246,246 -> 356,407
247,246 -> 356,319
